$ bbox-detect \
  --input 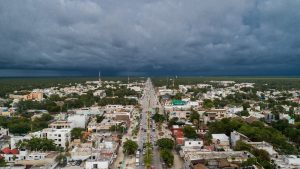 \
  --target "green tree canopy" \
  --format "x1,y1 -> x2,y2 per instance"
160,149 -> 174,167
152,113 -> 165,123
156,138 -> 174,150
123,139 -> 138,155
17,137 -> 57,151
183,125 -> 198,139
71,128 -> 85,140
